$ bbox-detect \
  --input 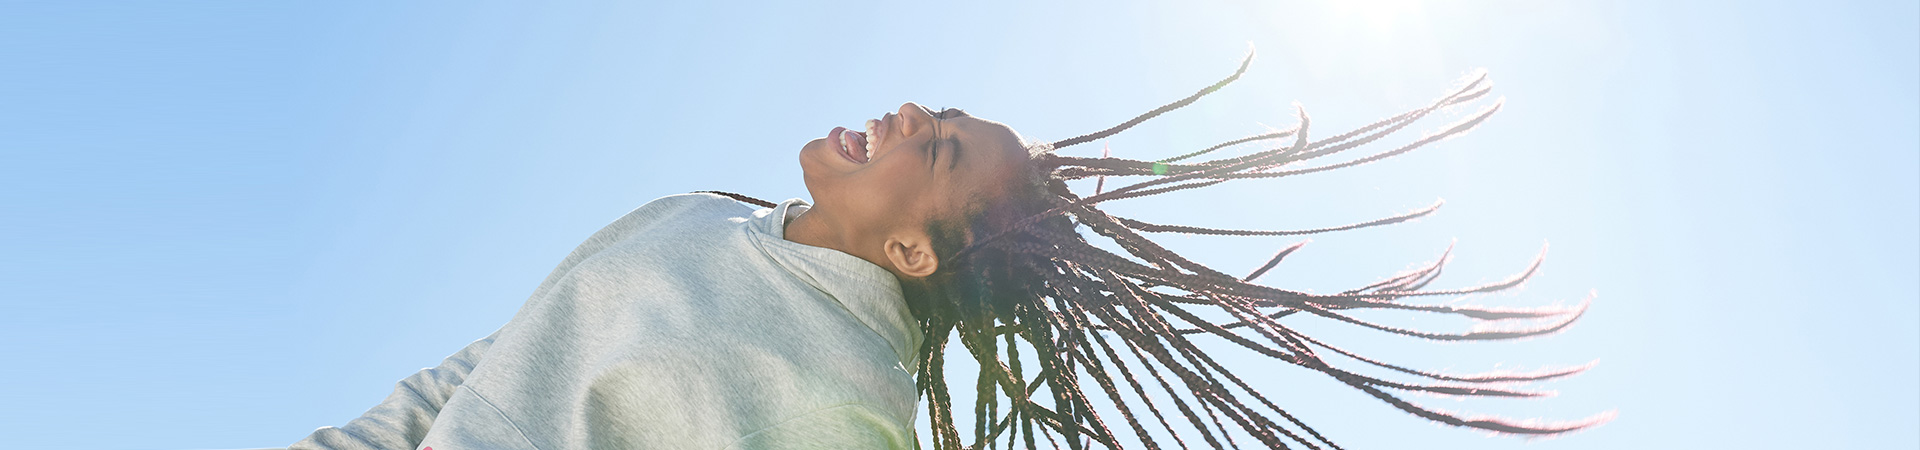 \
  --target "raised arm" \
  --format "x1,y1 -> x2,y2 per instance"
288,332 -> 497,450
